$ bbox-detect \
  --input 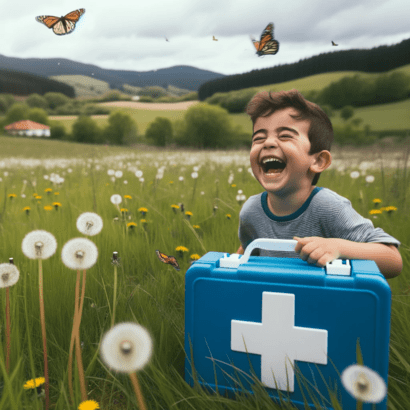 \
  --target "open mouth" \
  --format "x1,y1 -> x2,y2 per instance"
261,157 -> 286,175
